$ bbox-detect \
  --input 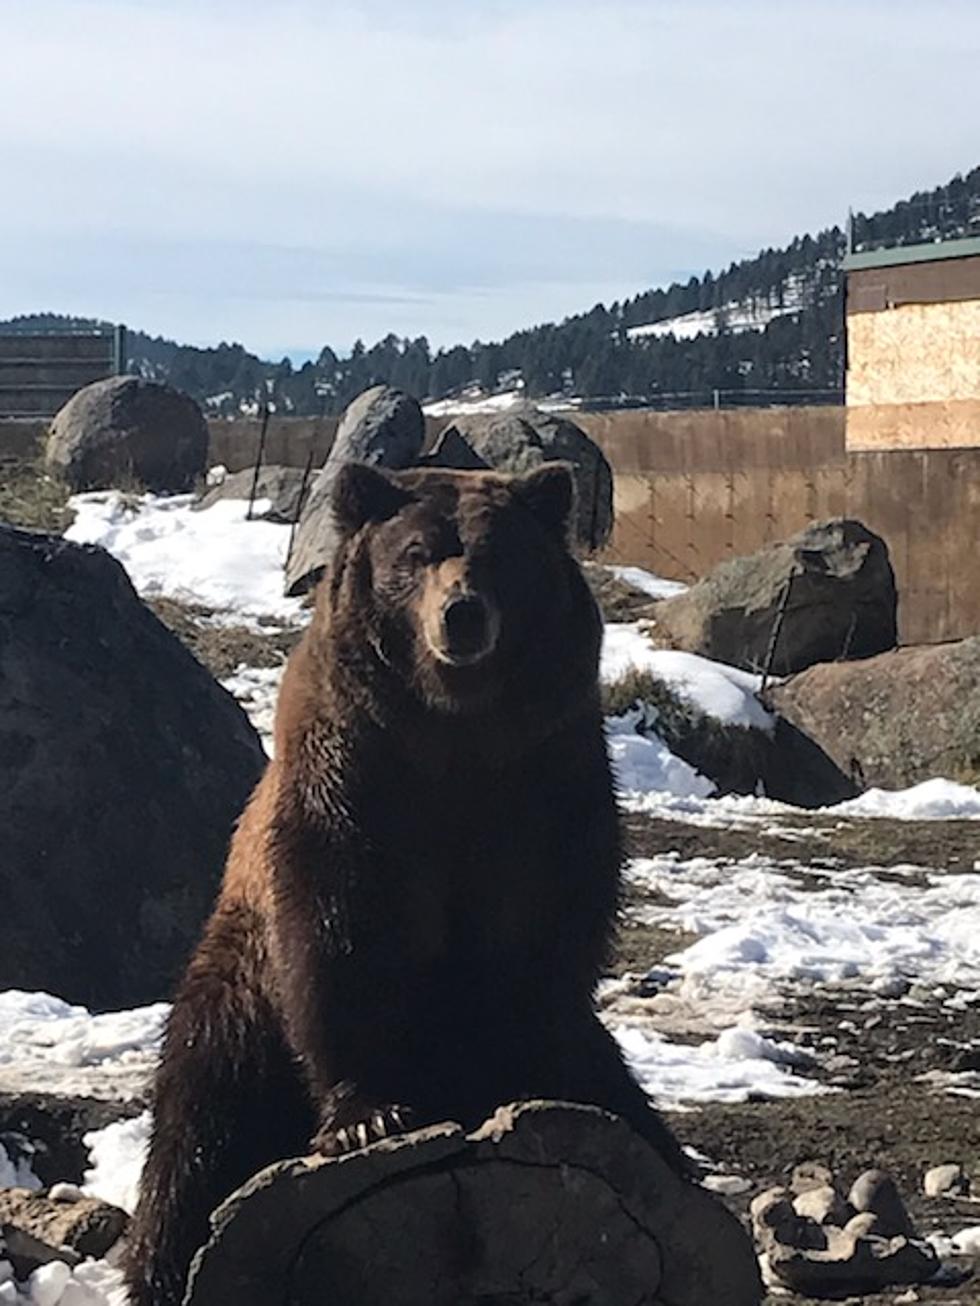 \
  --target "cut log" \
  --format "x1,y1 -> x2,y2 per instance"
184,1100 -> 762,1306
